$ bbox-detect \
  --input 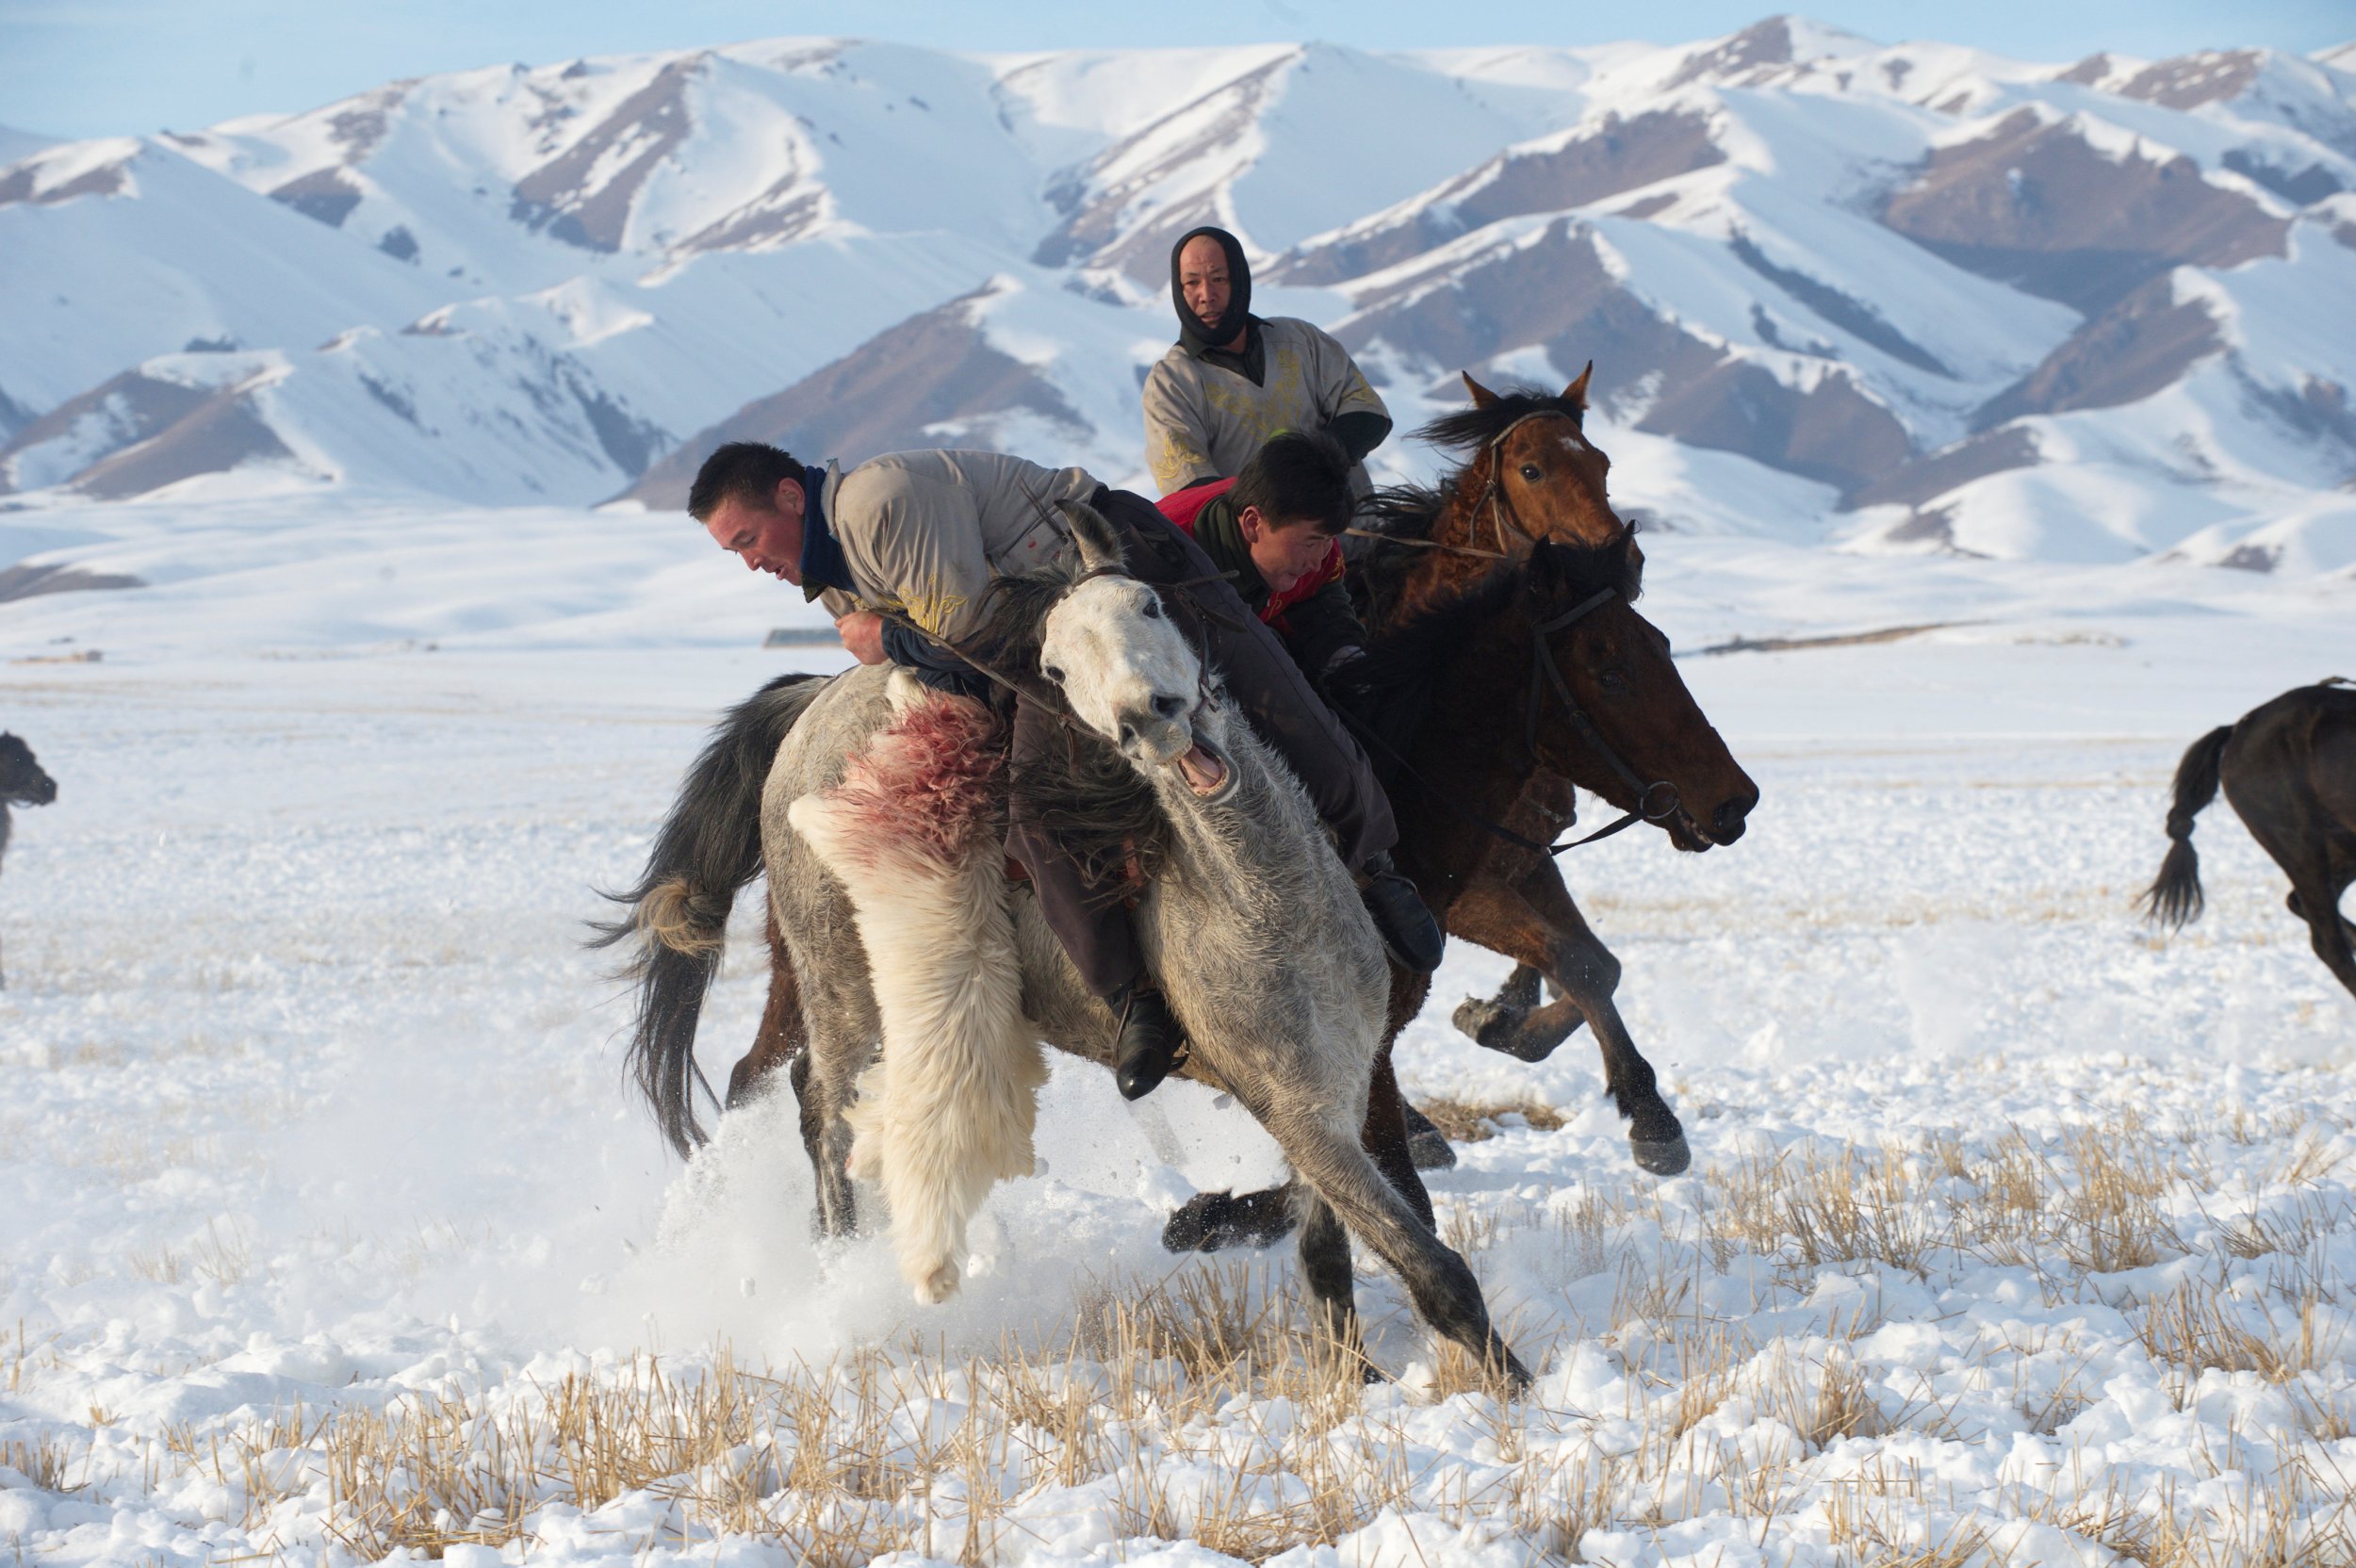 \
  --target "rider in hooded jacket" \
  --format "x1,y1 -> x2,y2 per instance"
1141,226 -> 1393,503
